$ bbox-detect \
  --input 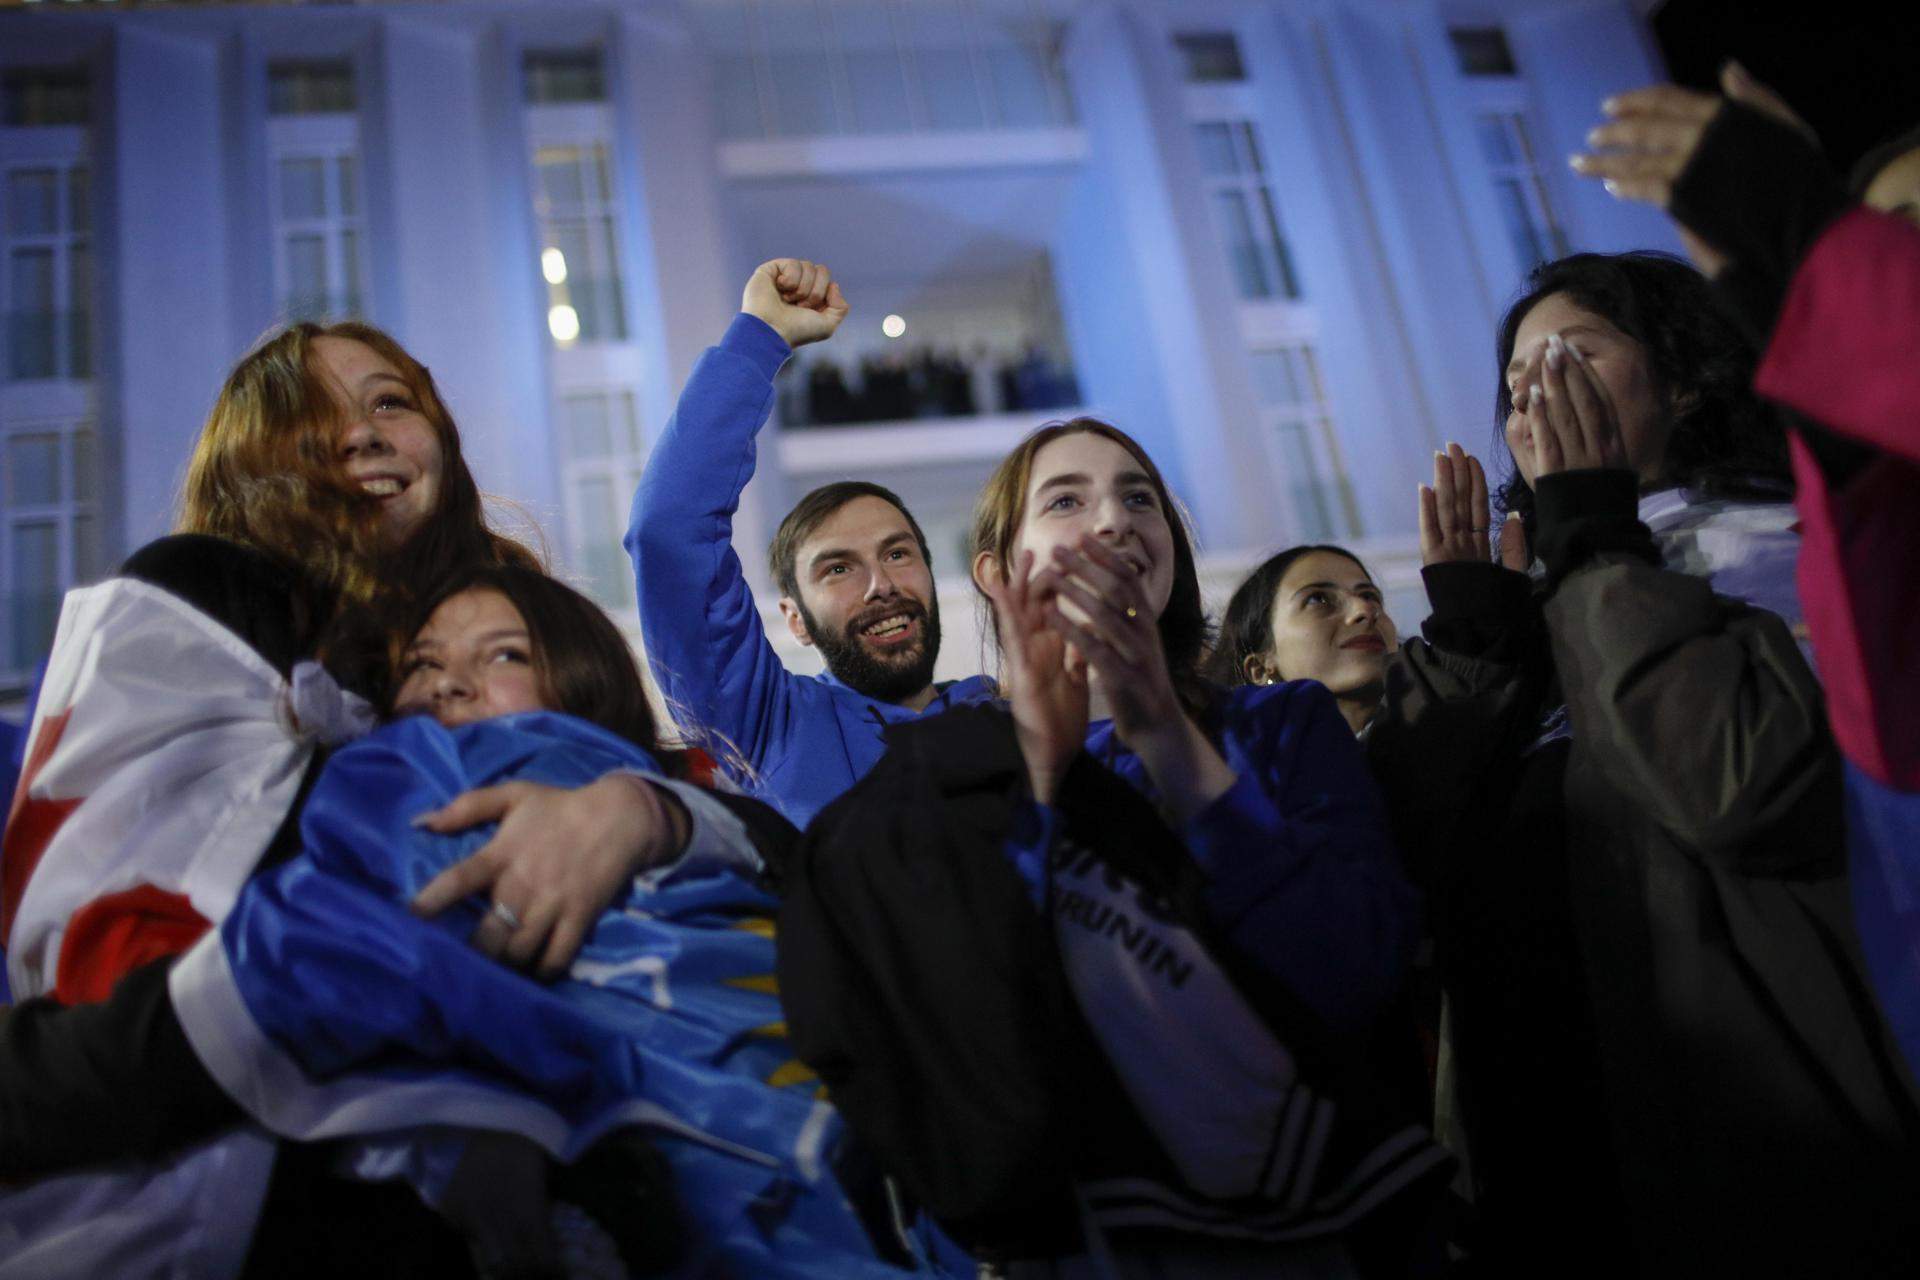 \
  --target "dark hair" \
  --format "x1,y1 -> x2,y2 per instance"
1209,544 -> 1375,687
397,565 -> 678,768
1850,125 -> 1920,196
1491,252 -> 1789,543
970,417 -> 1213,716
767,480 -> 932,602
